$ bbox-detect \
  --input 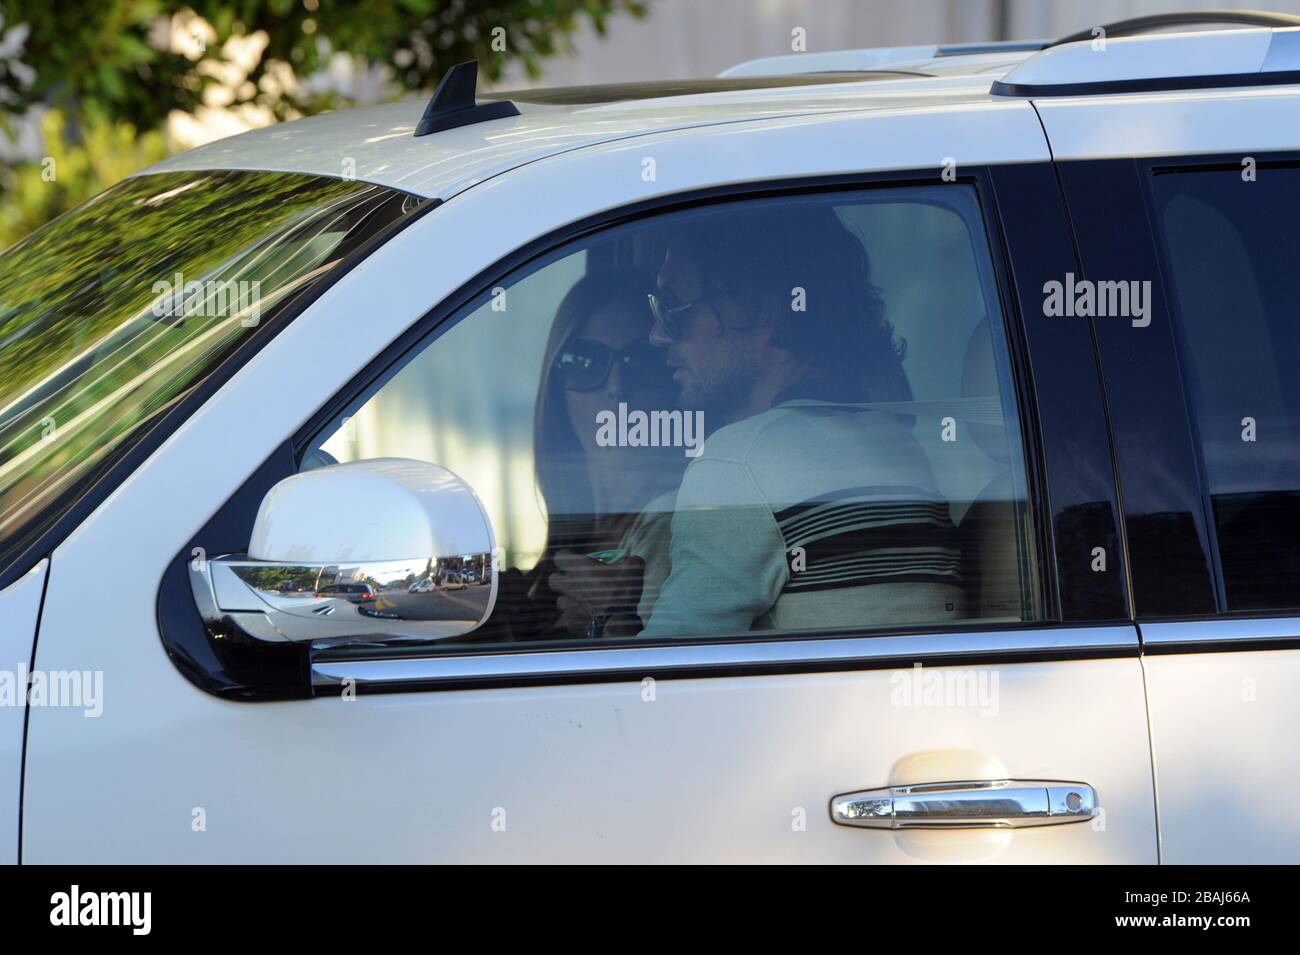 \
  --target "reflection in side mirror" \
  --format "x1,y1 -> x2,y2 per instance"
189,458 -> 496,645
